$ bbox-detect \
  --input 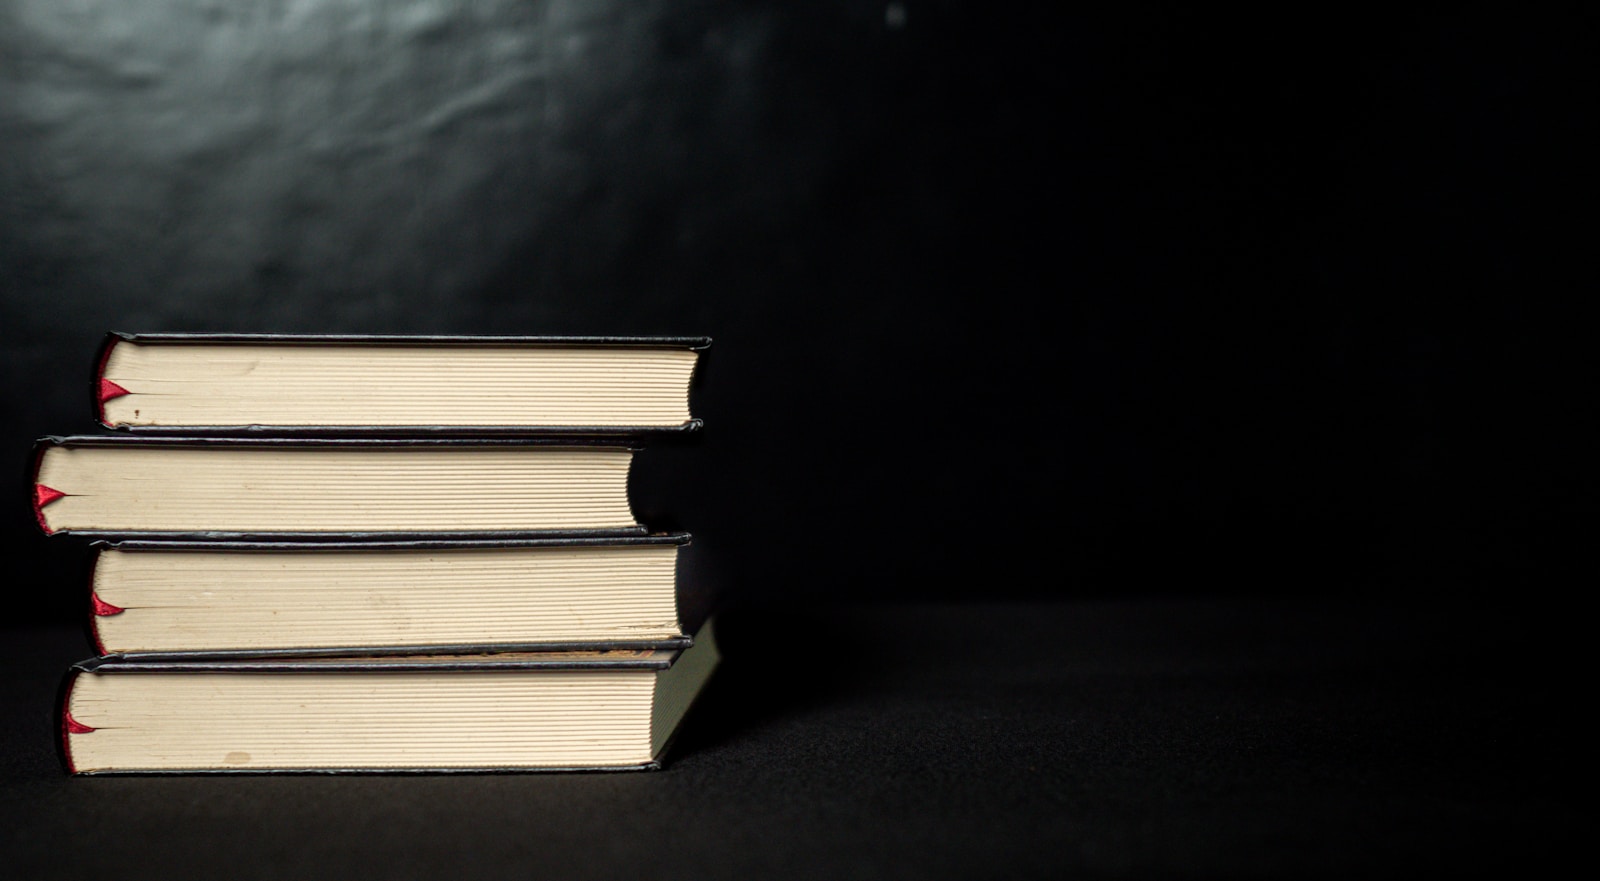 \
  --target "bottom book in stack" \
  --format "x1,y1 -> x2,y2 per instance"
62,621 -> 719,773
